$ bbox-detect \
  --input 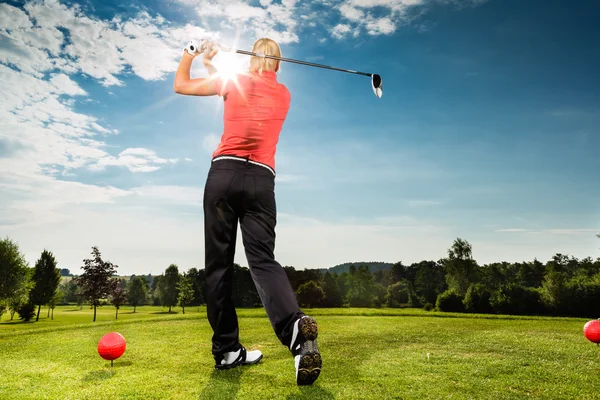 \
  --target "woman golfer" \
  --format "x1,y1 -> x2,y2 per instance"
174,38 -> 322,386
